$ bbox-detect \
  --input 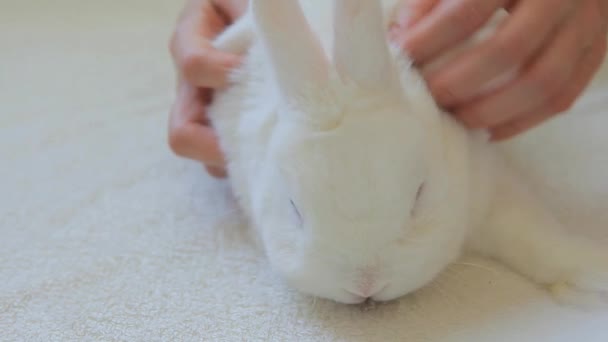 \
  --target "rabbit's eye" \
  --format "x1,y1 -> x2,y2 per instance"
290,199 -> 303,225
411,182 -> 425,216
415,182 -> 425,201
